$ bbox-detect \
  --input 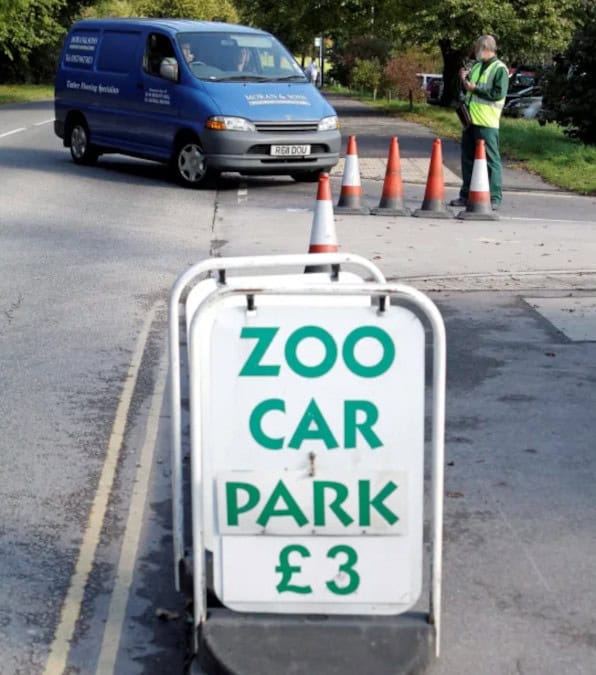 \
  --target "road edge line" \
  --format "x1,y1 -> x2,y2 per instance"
42,302 -> 161,675
95,356 -> 168,674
